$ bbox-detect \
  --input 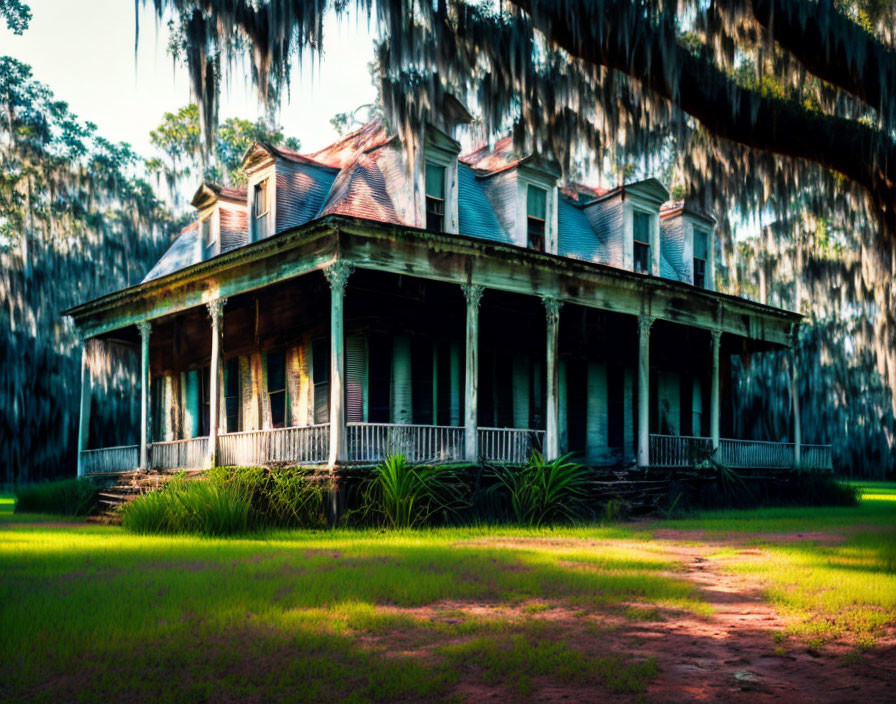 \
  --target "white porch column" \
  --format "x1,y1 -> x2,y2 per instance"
791,327 -> 802,468
637,314 -> 653,469
325,261 -> 353,467
207,299 -> 226,468
137,321 -> 151,470
462,284 -> 484,462
76,341 -> 92,477
710,329 -> 721,452
543,297 -> 563,460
